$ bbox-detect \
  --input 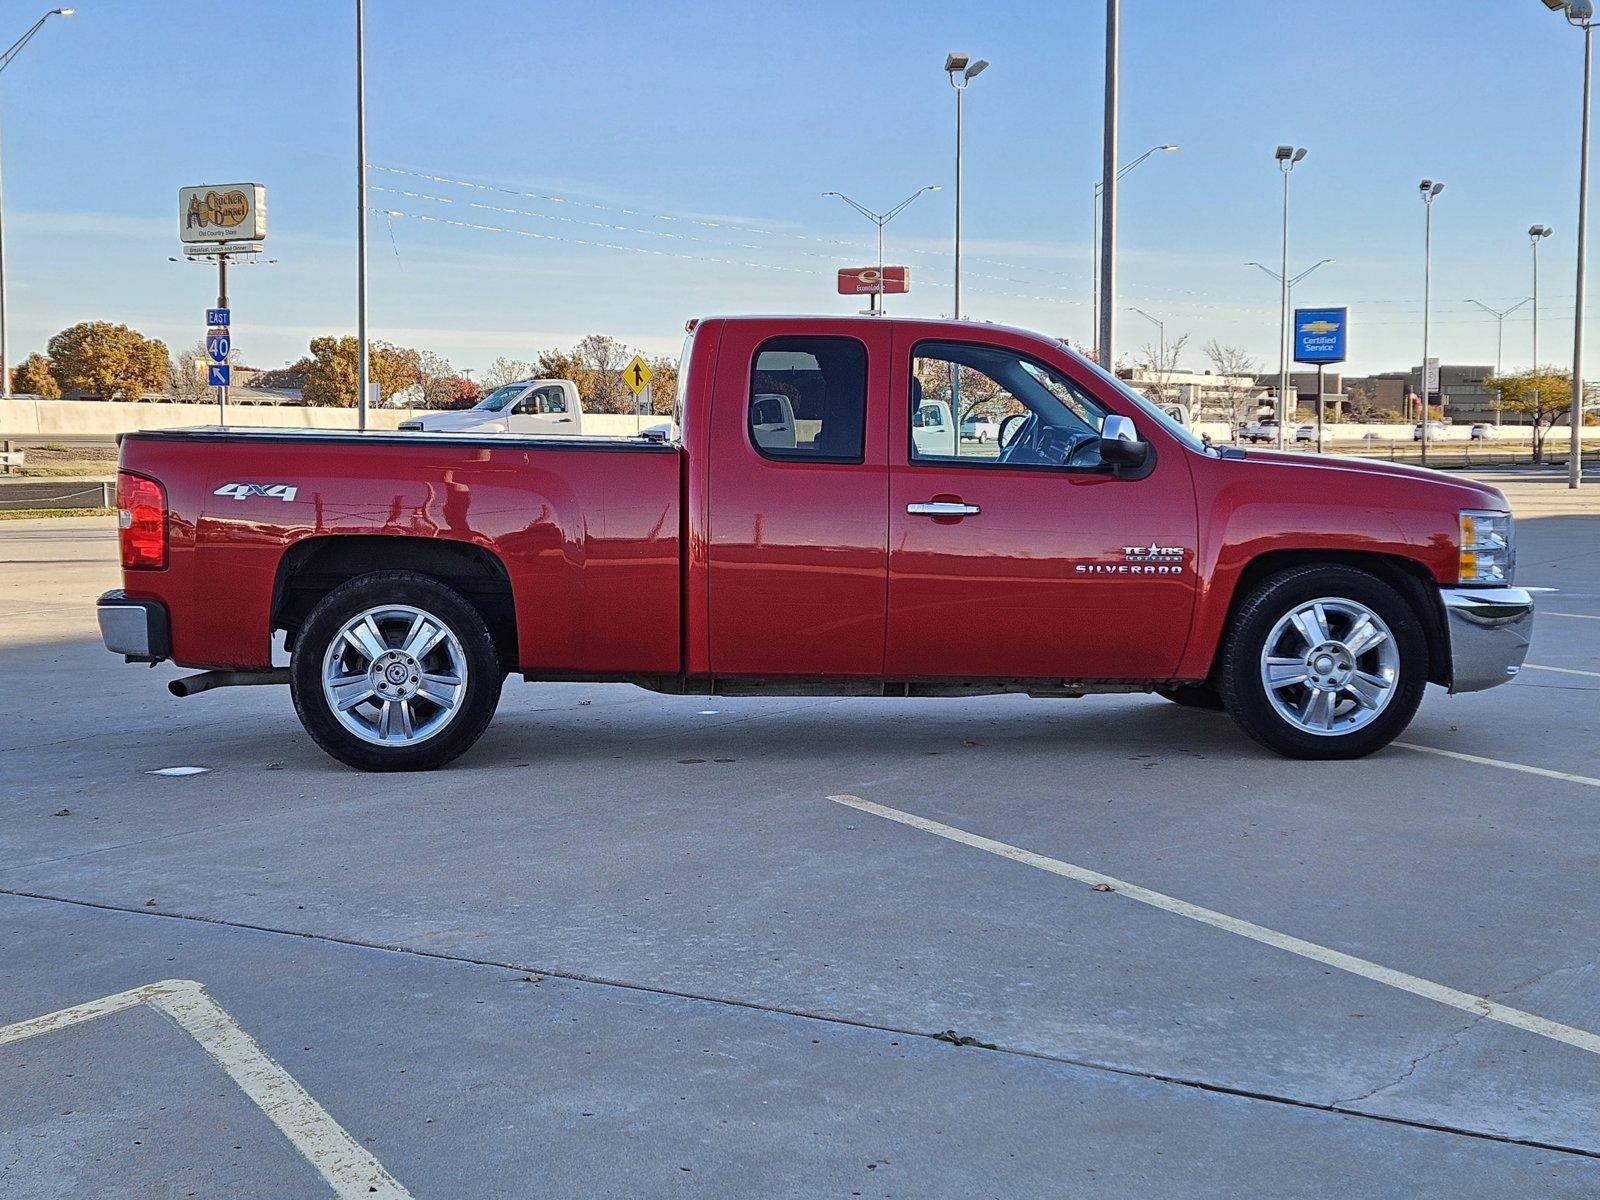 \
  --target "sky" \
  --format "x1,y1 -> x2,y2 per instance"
0,0 -> 1593,378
